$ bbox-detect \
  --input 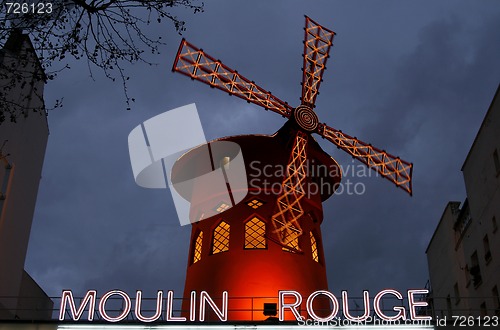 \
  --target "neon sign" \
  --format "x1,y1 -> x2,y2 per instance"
59,290 -> 228,322
59,289 -> 431,323
279,289 -> 431,322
